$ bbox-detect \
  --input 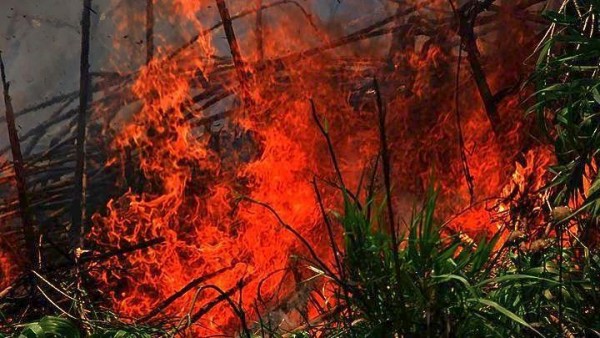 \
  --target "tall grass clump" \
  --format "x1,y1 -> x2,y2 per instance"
296,186 -> 599,337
